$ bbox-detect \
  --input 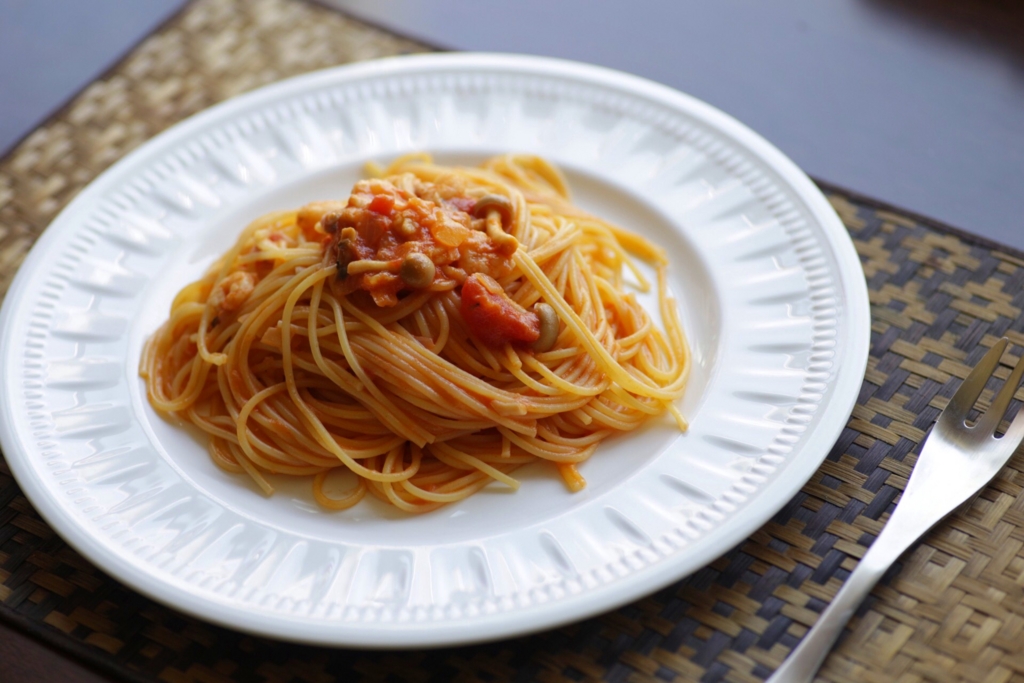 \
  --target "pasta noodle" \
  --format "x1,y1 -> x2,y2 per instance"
140,154 -> 690,513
